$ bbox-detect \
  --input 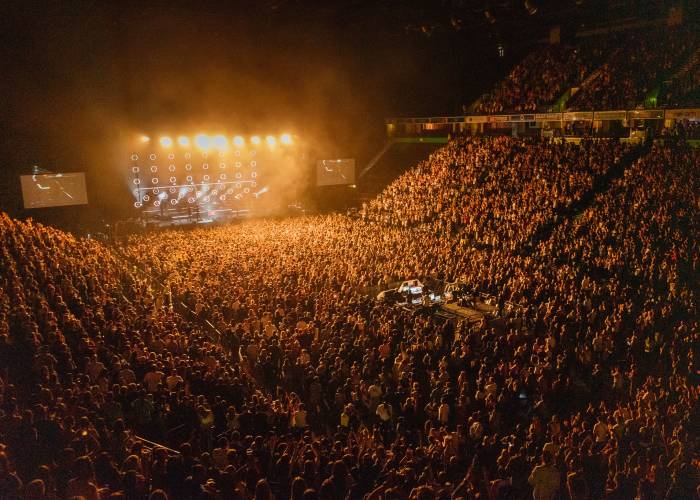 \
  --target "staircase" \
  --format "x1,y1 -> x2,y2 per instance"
565,47 -> 622,110
358,142 -> 443,200
551,88 -> 574,112
358,139 -> 395,179
670,47 -> 700,81
465,94 -> 489,114
646,47 -> 700,108
519,141 -> 650,255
